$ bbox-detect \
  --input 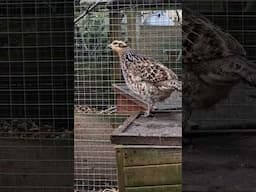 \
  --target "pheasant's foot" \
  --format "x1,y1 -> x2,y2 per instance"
143,103 -> 154,117
143,111 -> 154,117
